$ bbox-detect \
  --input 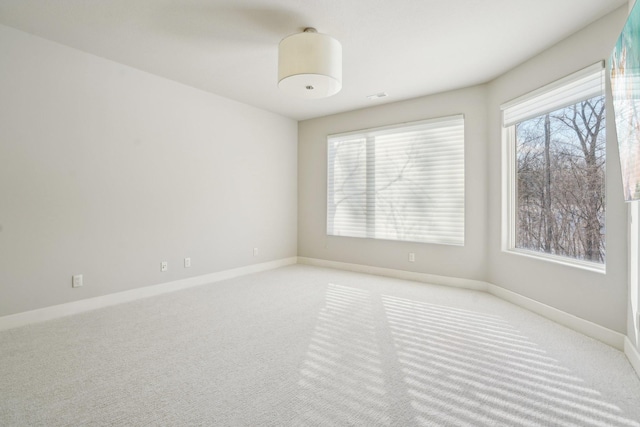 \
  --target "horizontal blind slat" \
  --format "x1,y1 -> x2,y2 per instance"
502,62 -> 604,127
